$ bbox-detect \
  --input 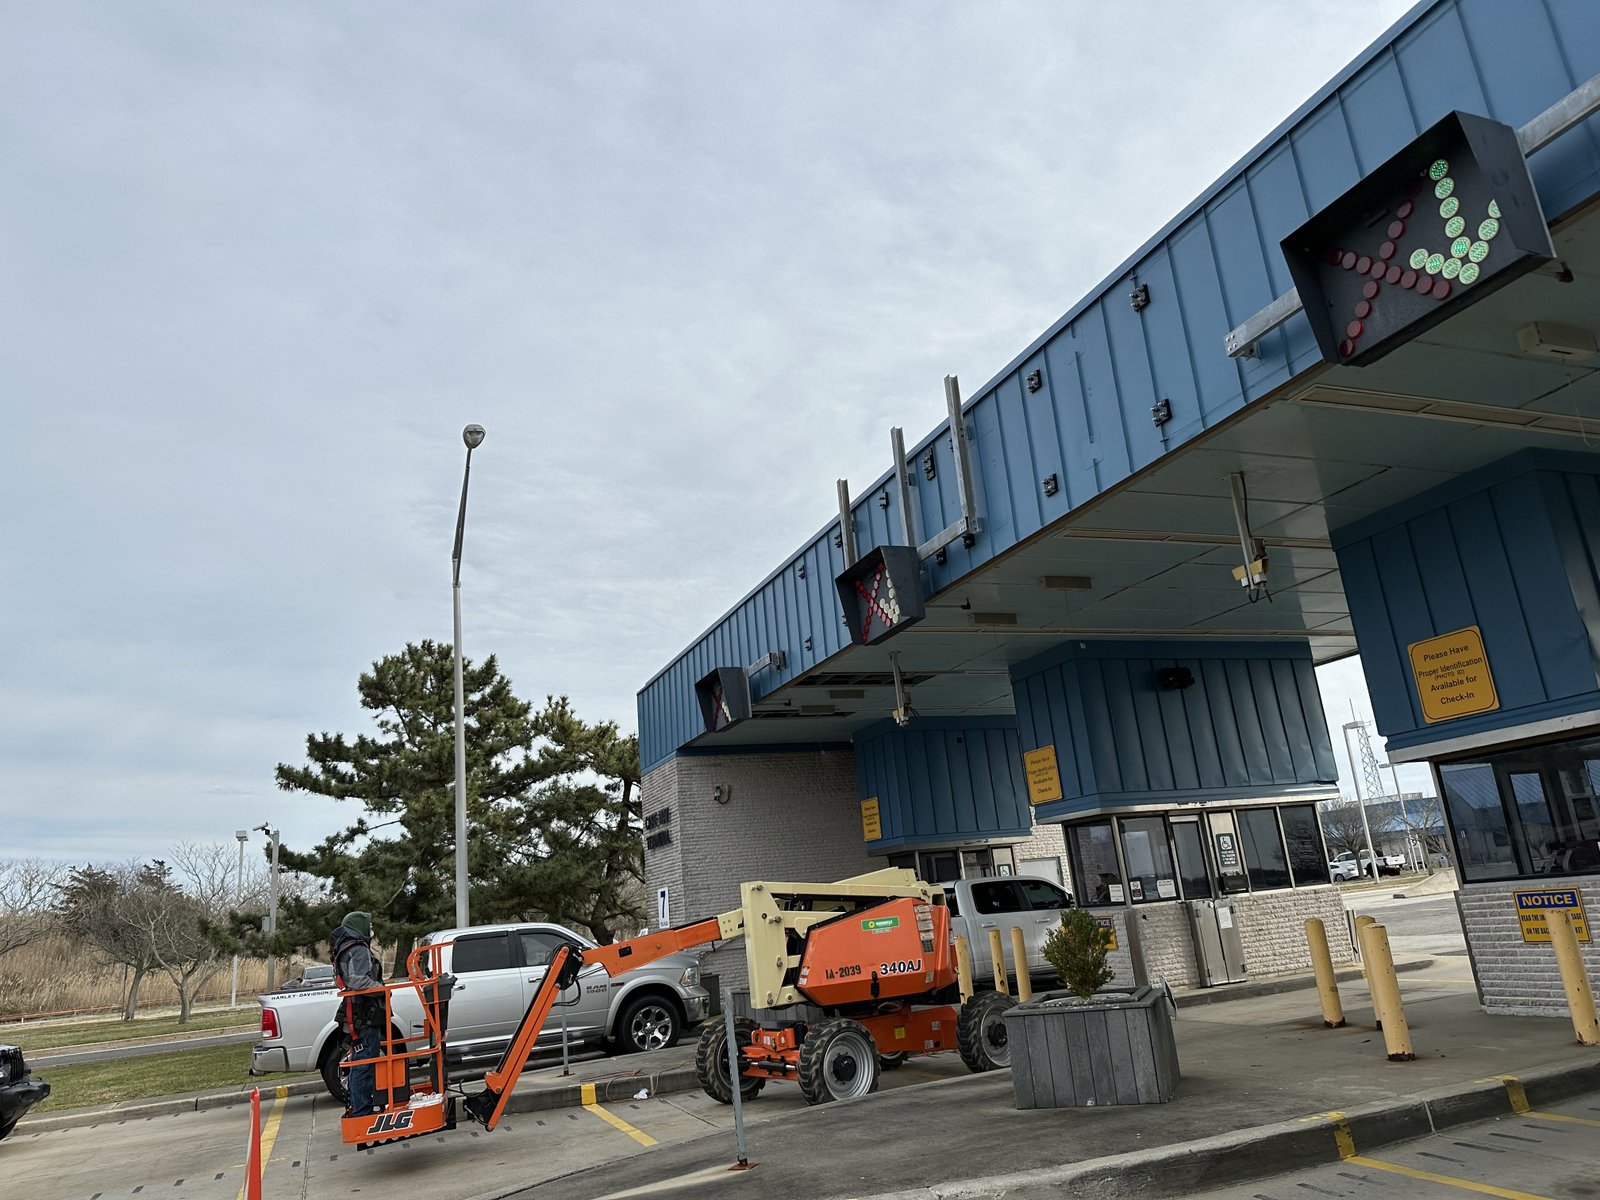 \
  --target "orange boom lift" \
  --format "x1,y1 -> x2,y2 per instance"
340,869 -> 1016,1149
